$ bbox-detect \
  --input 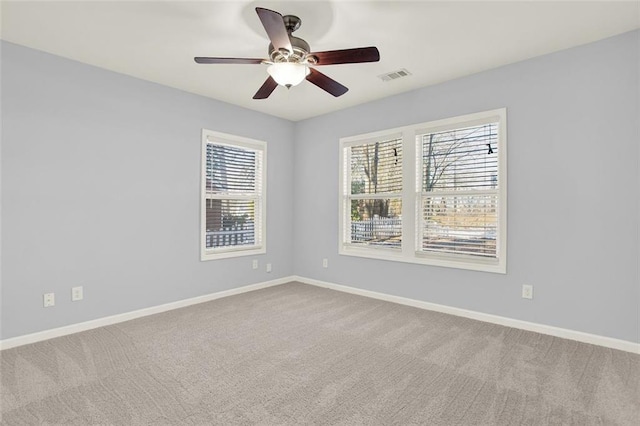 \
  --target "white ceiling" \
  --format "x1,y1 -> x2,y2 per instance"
1,1 -> 639,121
